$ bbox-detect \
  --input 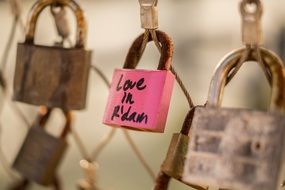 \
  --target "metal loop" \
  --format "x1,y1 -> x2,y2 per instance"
139,0 -> 158,29
240,0 -> 263,45
123,30 -> 173,70
25,0 -> 87,48
240,0 -> 263,16
50,4 -> 70,39
207,47 -> 285,112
